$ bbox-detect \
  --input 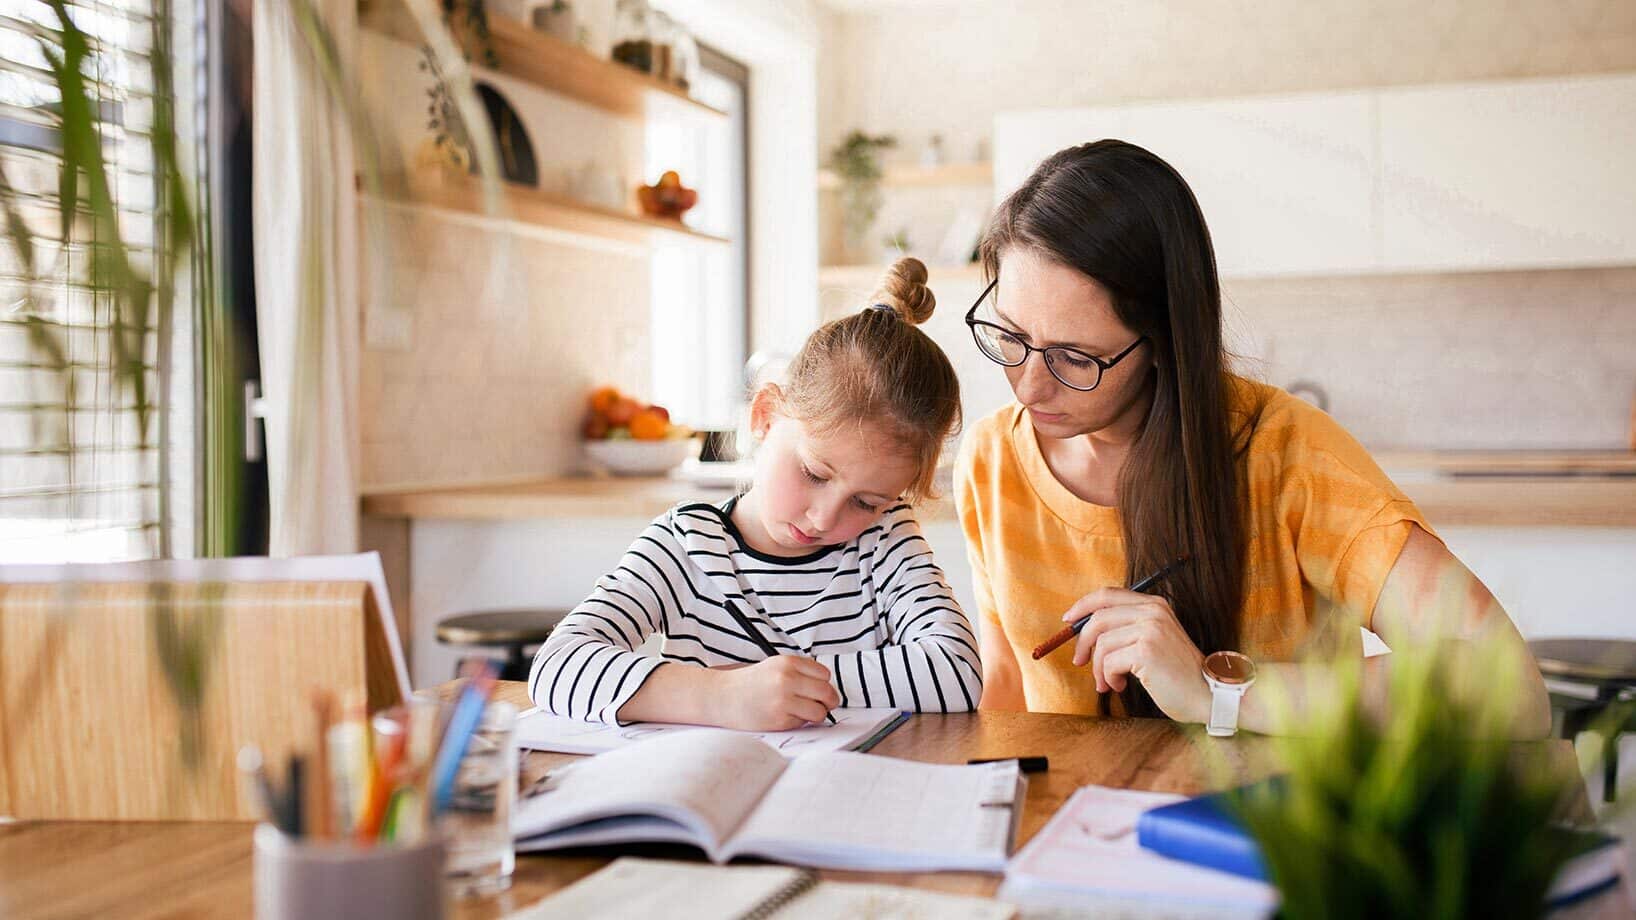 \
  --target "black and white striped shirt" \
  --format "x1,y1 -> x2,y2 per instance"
528,497 -> 983,724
